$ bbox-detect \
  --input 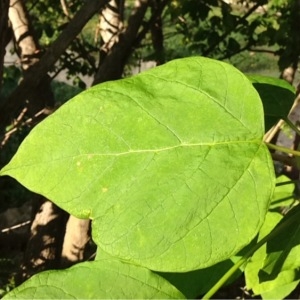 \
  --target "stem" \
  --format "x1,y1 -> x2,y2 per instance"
276,180 -> 296,187
202,255 -> 248,299
266,142 -> 300,157
202,208 -> 300,299
284,118 -> 300,137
